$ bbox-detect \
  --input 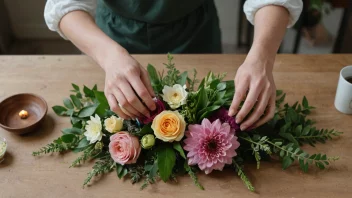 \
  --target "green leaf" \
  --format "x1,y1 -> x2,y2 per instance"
295,125 -> 303,136
196,87 -> 208,112
315,161 -> 325,169
157,145 -> 176,182
61,134 -> 77,143
116,164 -> 128,179
138,124 -> 153,136
147,64 -> 162,92
321,154 -> 327,160
302,96 -> 308,108
94,91 -> 109,116
63,98 -> 74,109
302,126 -> 311,135
309,154 -> 316,159
78,104 -> 98,118
73,137 -> 90,153
287,108 -> 298,123
70,116 -> 81,124
279,133 -> 299,146
173,142 -> 186,159
92,84 -> 98,91
61,127 -> 84,135
149,161 -> 159,178
217,82 -> 226,91
83,86 -> 94,97
65,109 -> 74,116
70,95 -> 82,109
76,92 -> 82,99
276,90 -> 283,96
52,106 -> 67,116
282,156 -> 294,170
72,83 -> 79,91
177,71 -> 188,86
